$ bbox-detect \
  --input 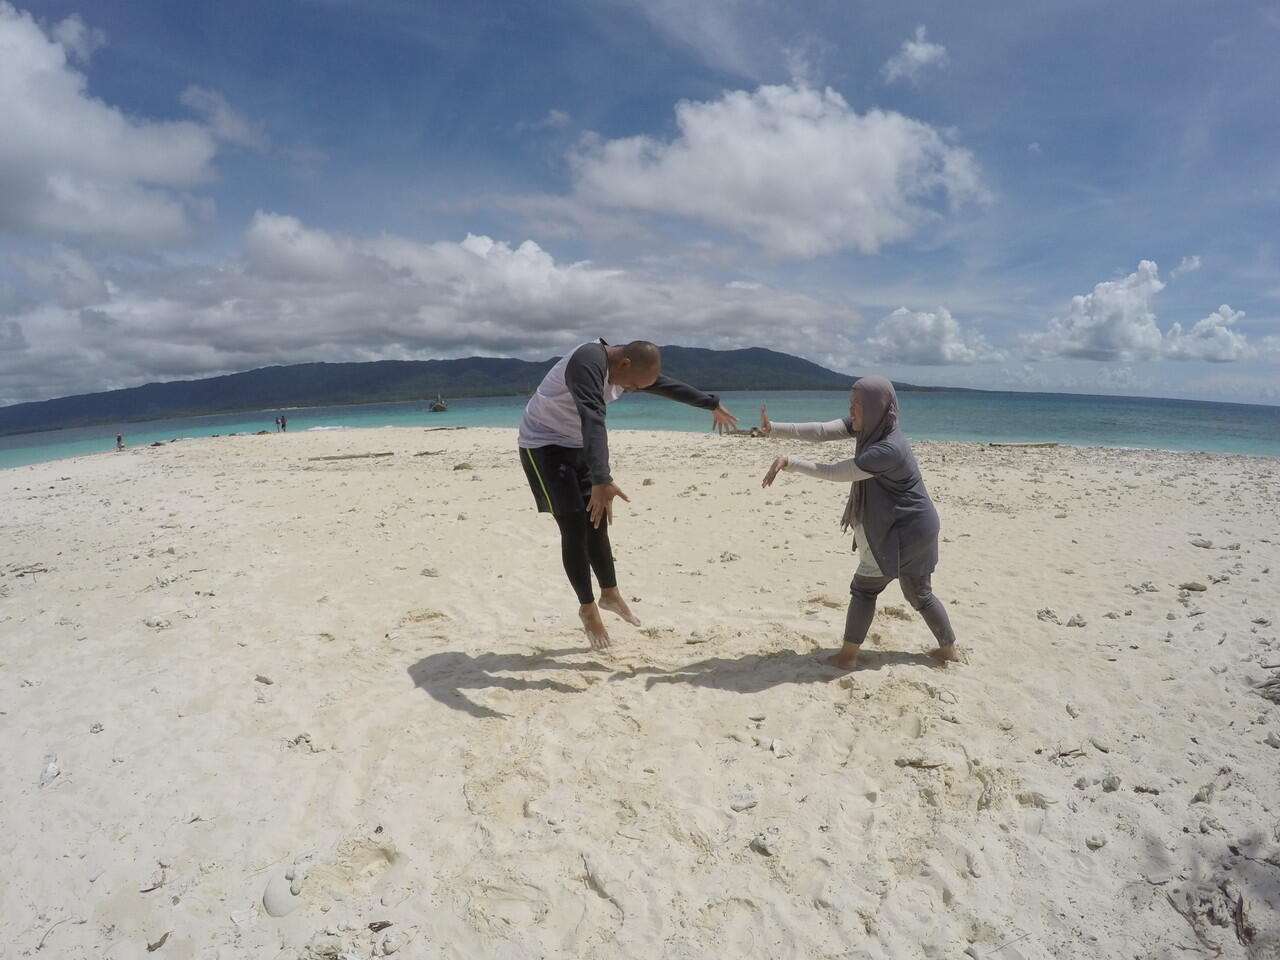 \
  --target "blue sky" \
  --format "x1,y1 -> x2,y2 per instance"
2,0 -> 1279,405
